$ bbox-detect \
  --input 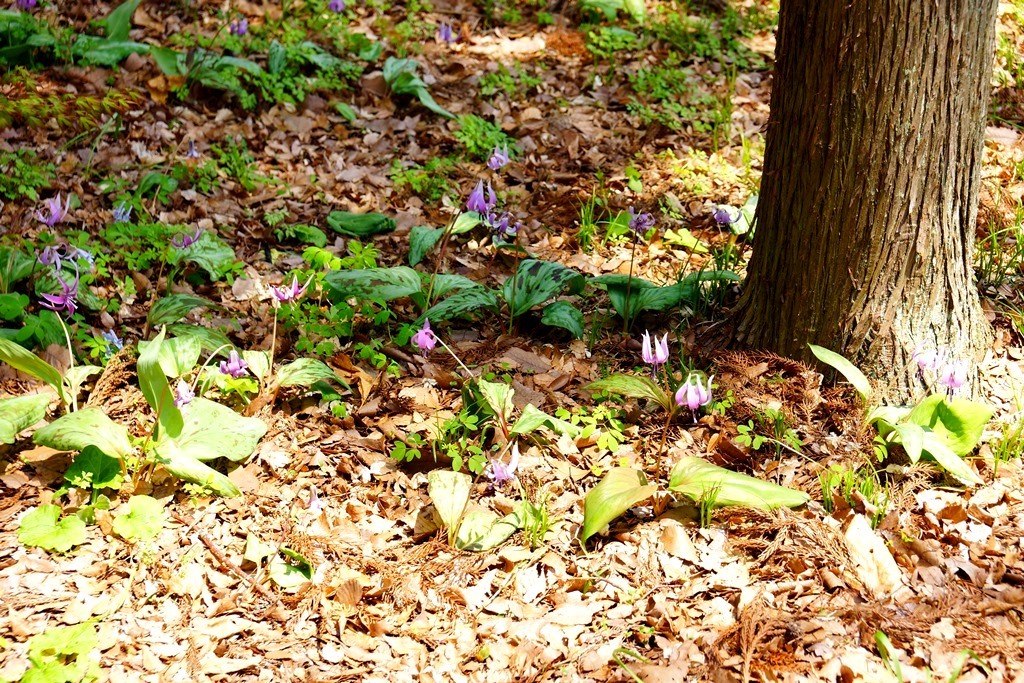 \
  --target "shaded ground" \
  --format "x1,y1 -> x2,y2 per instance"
2,1 -> 1024,681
